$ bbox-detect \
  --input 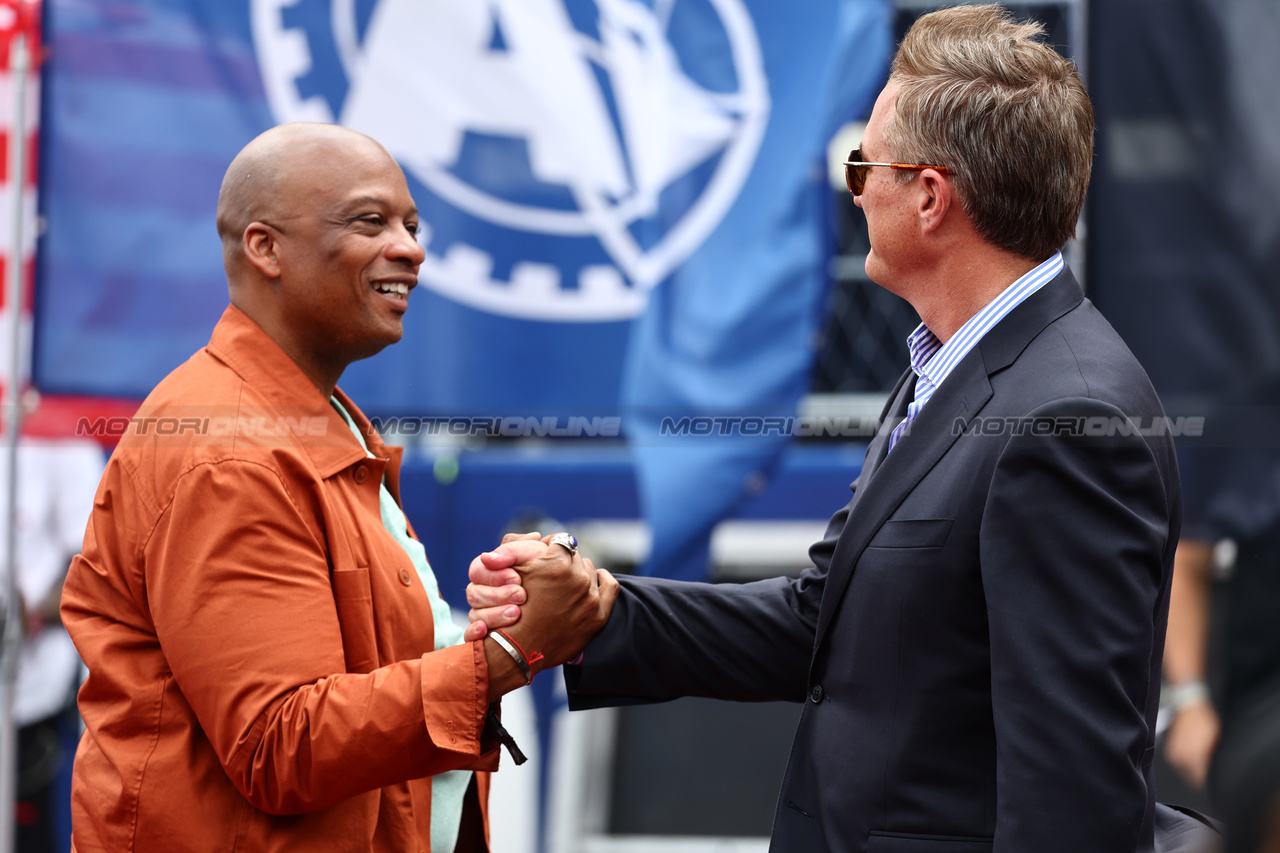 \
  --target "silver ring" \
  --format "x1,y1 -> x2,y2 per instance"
548,532 -> 578,554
